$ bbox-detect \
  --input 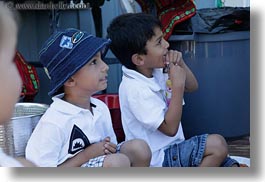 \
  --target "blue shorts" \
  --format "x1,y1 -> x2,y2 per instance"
162,134 -> 239,167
